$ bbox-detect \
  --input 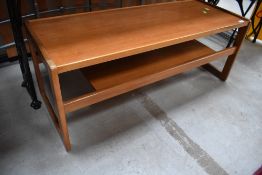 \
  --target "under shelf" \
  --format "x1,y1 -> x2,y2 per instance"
63,40 -> 236,112
81,40 -> 215,91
